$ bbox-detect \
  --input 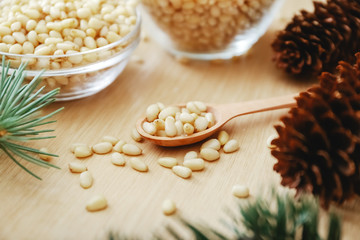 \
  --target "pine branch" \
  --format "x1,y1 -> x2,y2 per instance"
0,56 -> 63,179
